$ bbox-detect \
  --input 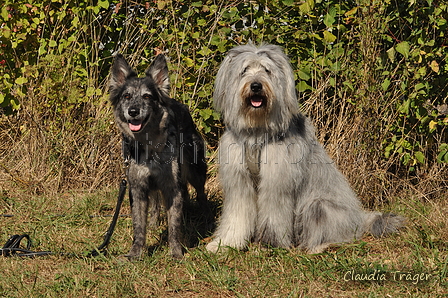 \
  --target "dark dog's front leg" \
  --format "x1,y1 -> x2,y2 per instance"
126,184 -> 149,259
125,165 -> 151,259
163,187 -> 185,259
